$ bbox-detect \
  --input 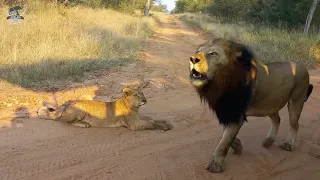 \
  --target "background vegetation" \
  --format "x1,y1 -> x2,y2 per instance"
0,0 -> 168,13
1,0 -> 319,90
172,0 -> 320,30
173,0 -> 320,68
0,0 -> 168,88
